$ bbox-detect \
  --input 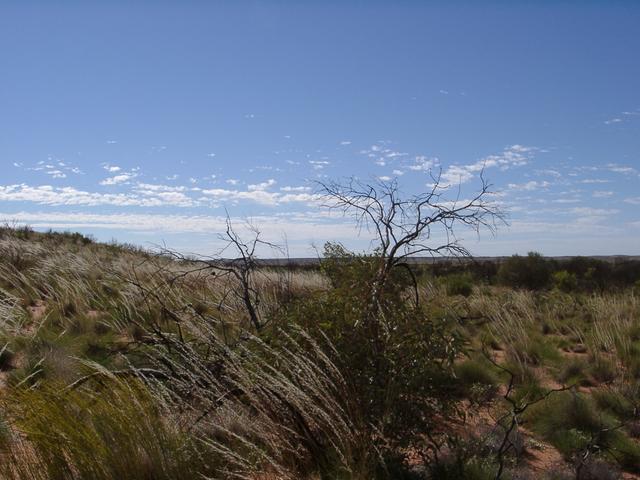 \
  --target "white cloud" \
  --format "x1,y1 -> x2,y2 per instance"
339,140 -> 352,145
604,109 -> 640,125
570,207 -> 619,216
606,163 -> 637,175
100,172 -> 138,185
625,197 -> 640,205
26,158 -> 82,177
535,169 -> 562,178
592,191 -> 614,198
247,179 -> 276,191
133,183 -> 187,193
0,211 -> 359,248
0,184 -> 187,207
309,160 -> 330,170
407,156 -> 436,172
46,170 -> 67,179
507,181 -> 551,191
200,184 -> 318,207
580,179 -> 611,184
441,145 -> 535,185
280,186 -> 311,192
